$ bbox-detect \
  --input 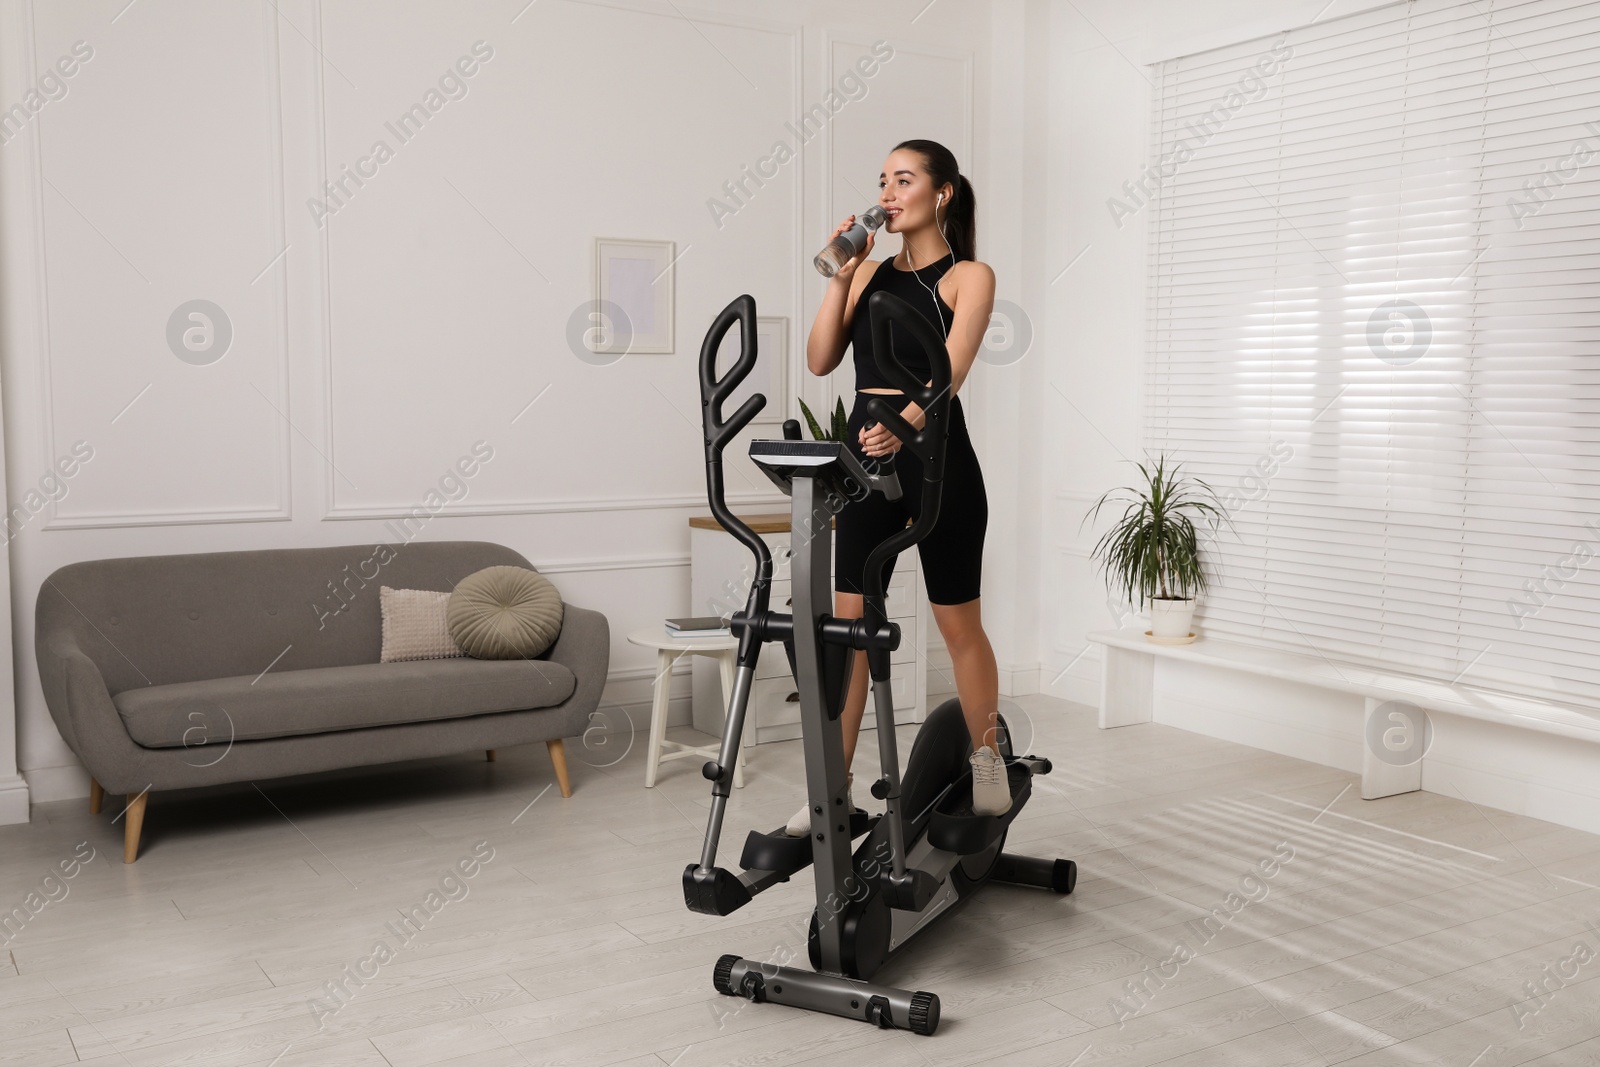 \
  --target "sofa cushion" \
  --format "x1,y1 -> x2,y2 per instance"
112,658 -> 577,748
379,586 -> 465,662
448,566 -> 564,659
